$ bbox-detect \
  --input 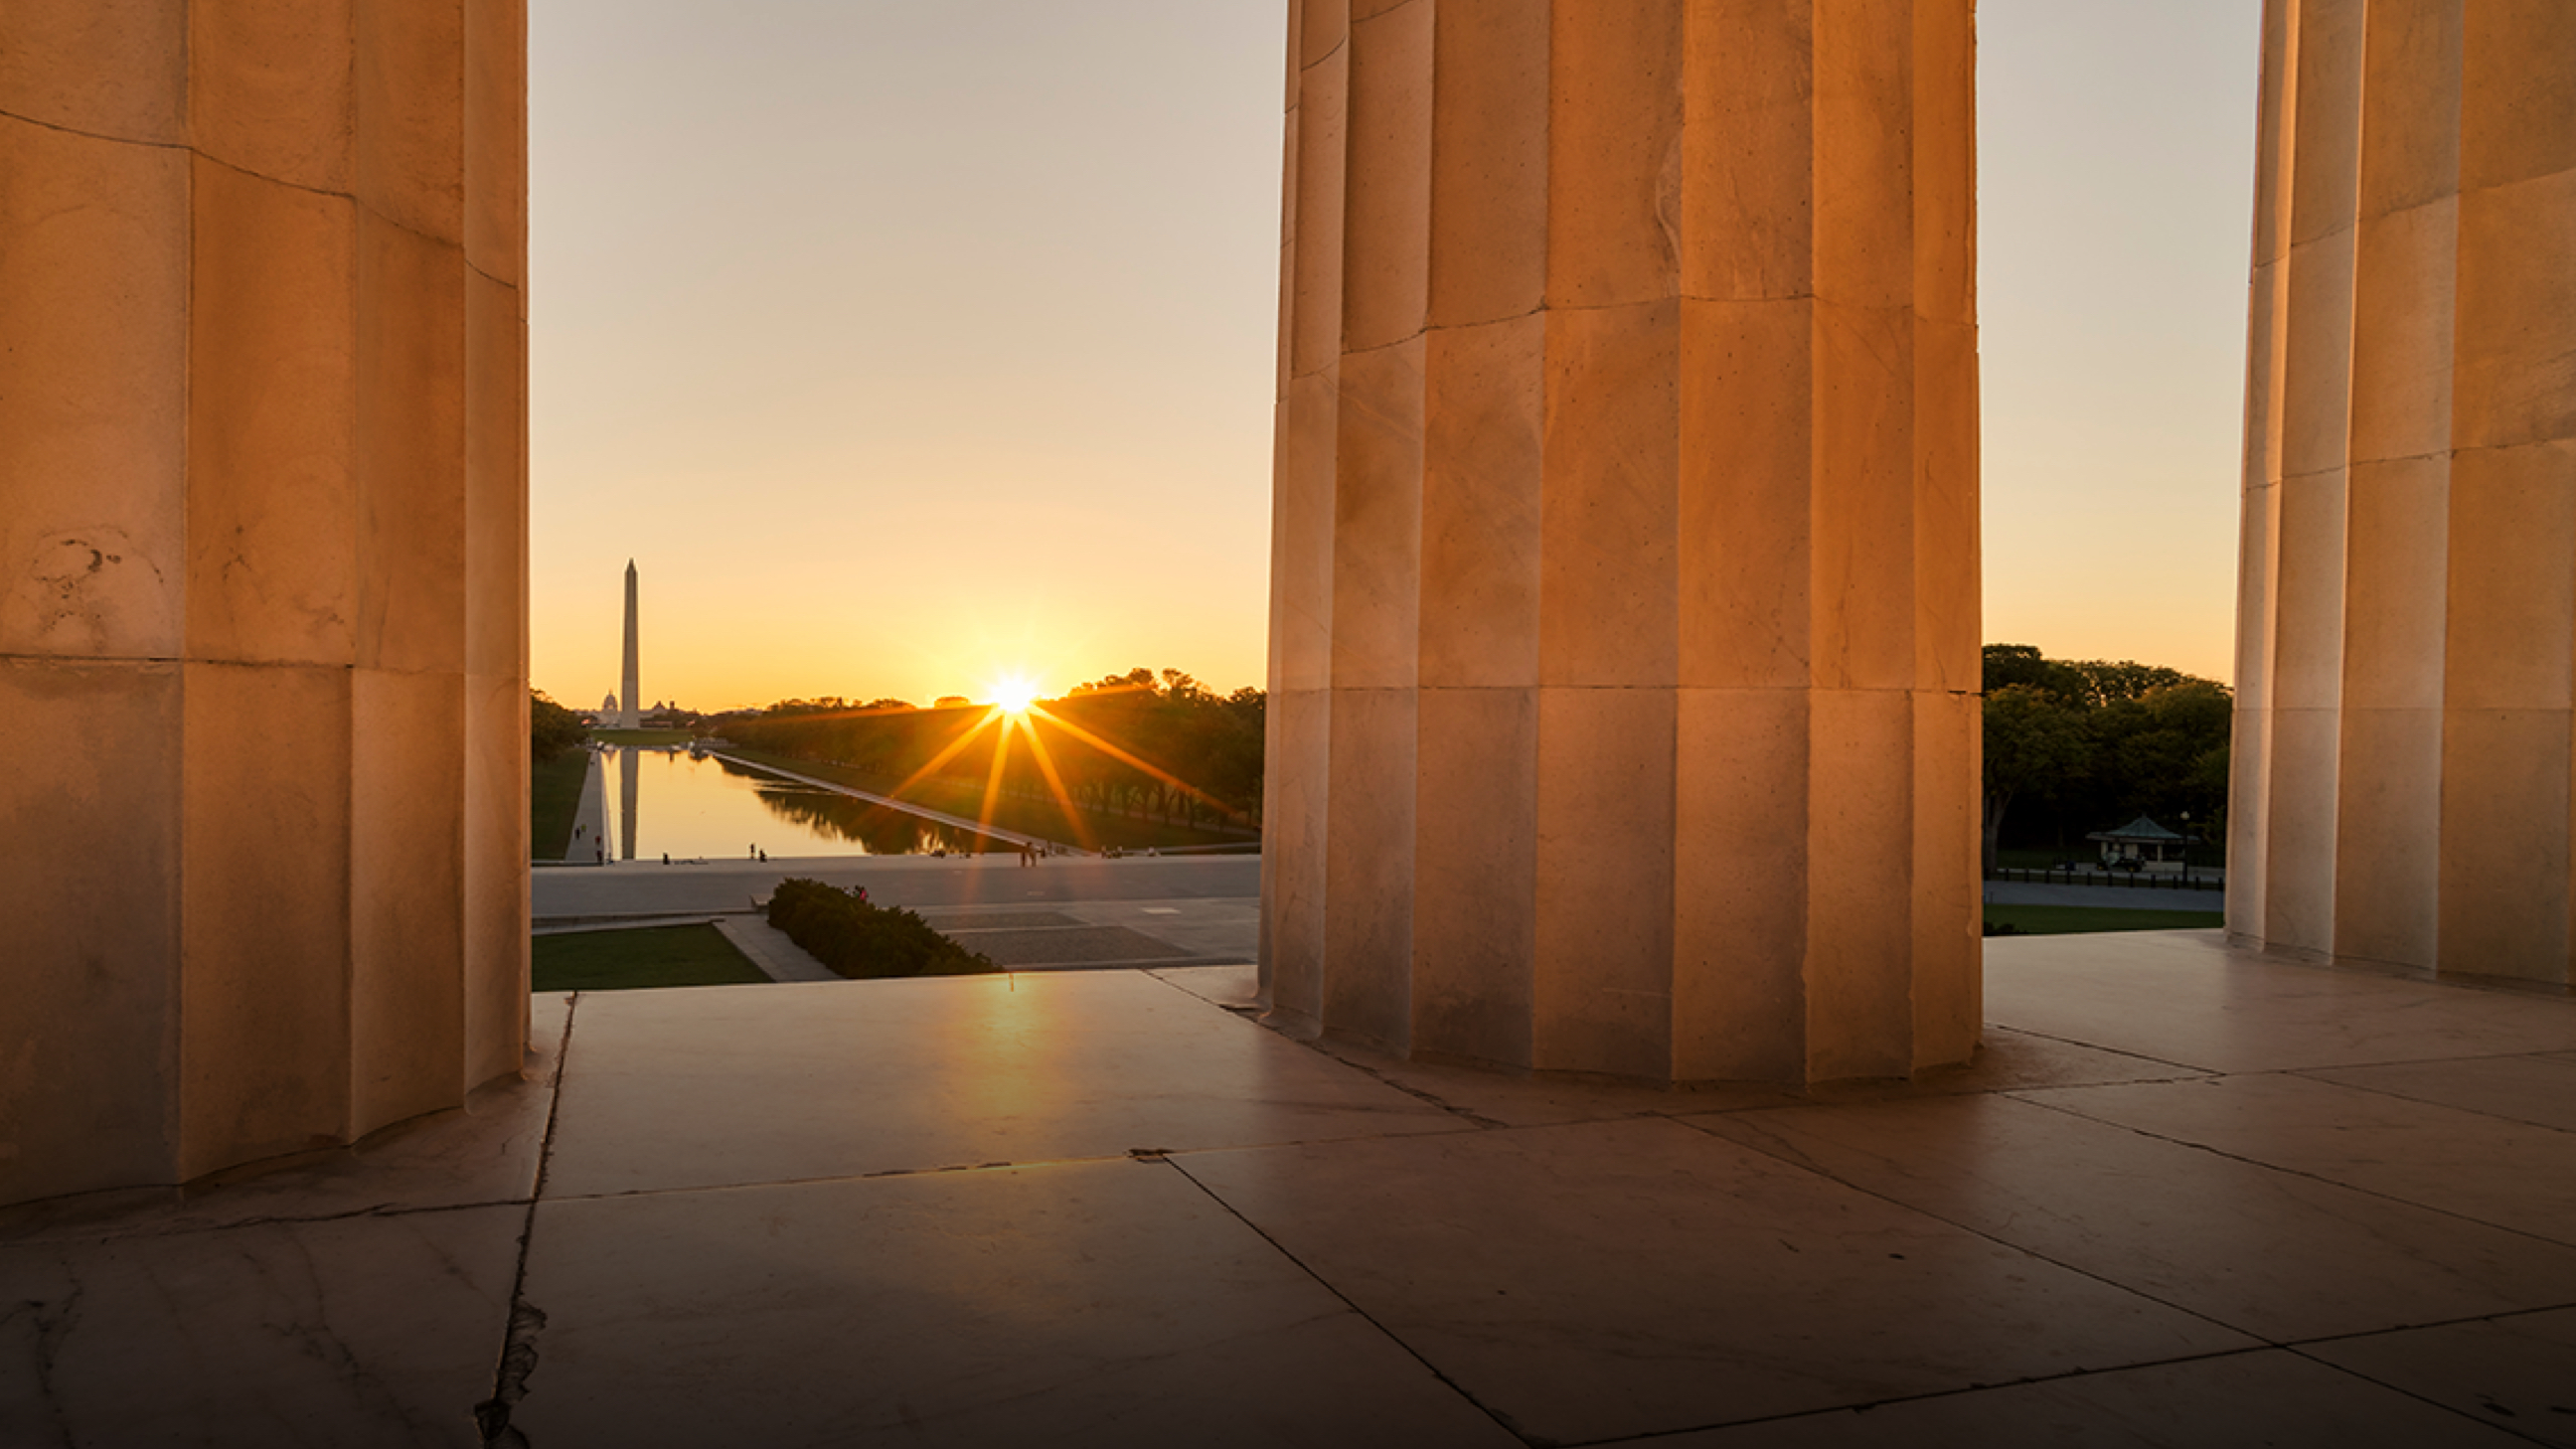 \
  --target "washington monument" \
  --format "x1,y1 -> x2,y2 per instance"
619,560 -> 640,729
